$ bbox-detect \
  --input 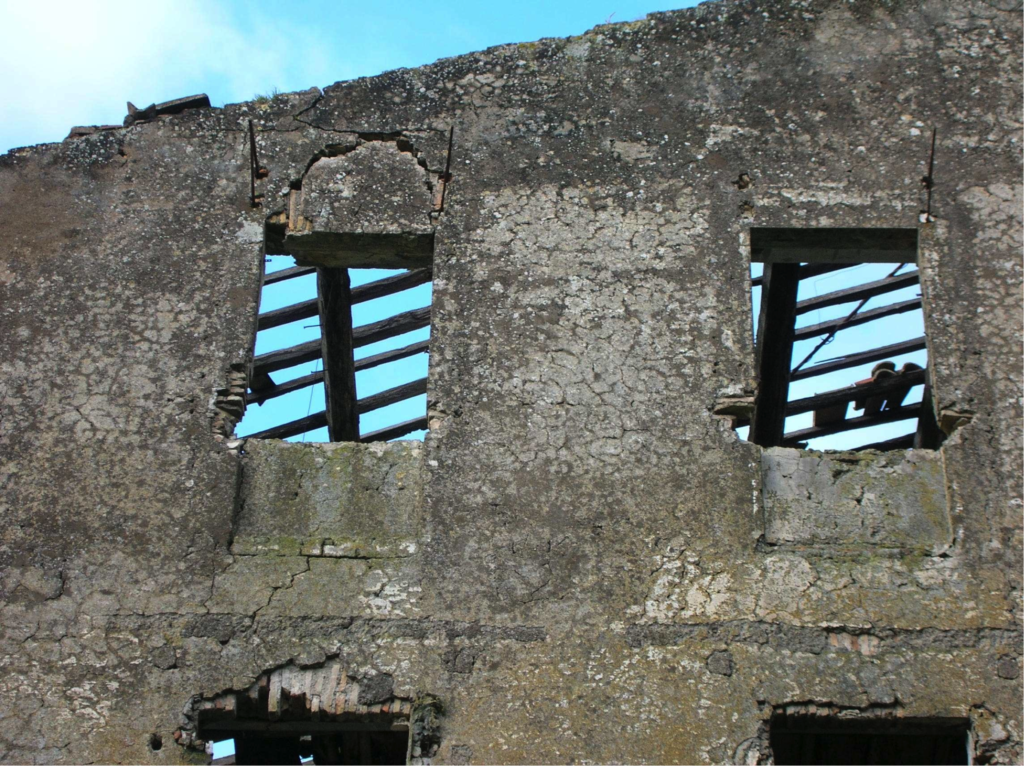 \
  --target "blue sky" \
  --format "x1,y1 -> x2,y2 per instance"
0,0 -> 696,154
